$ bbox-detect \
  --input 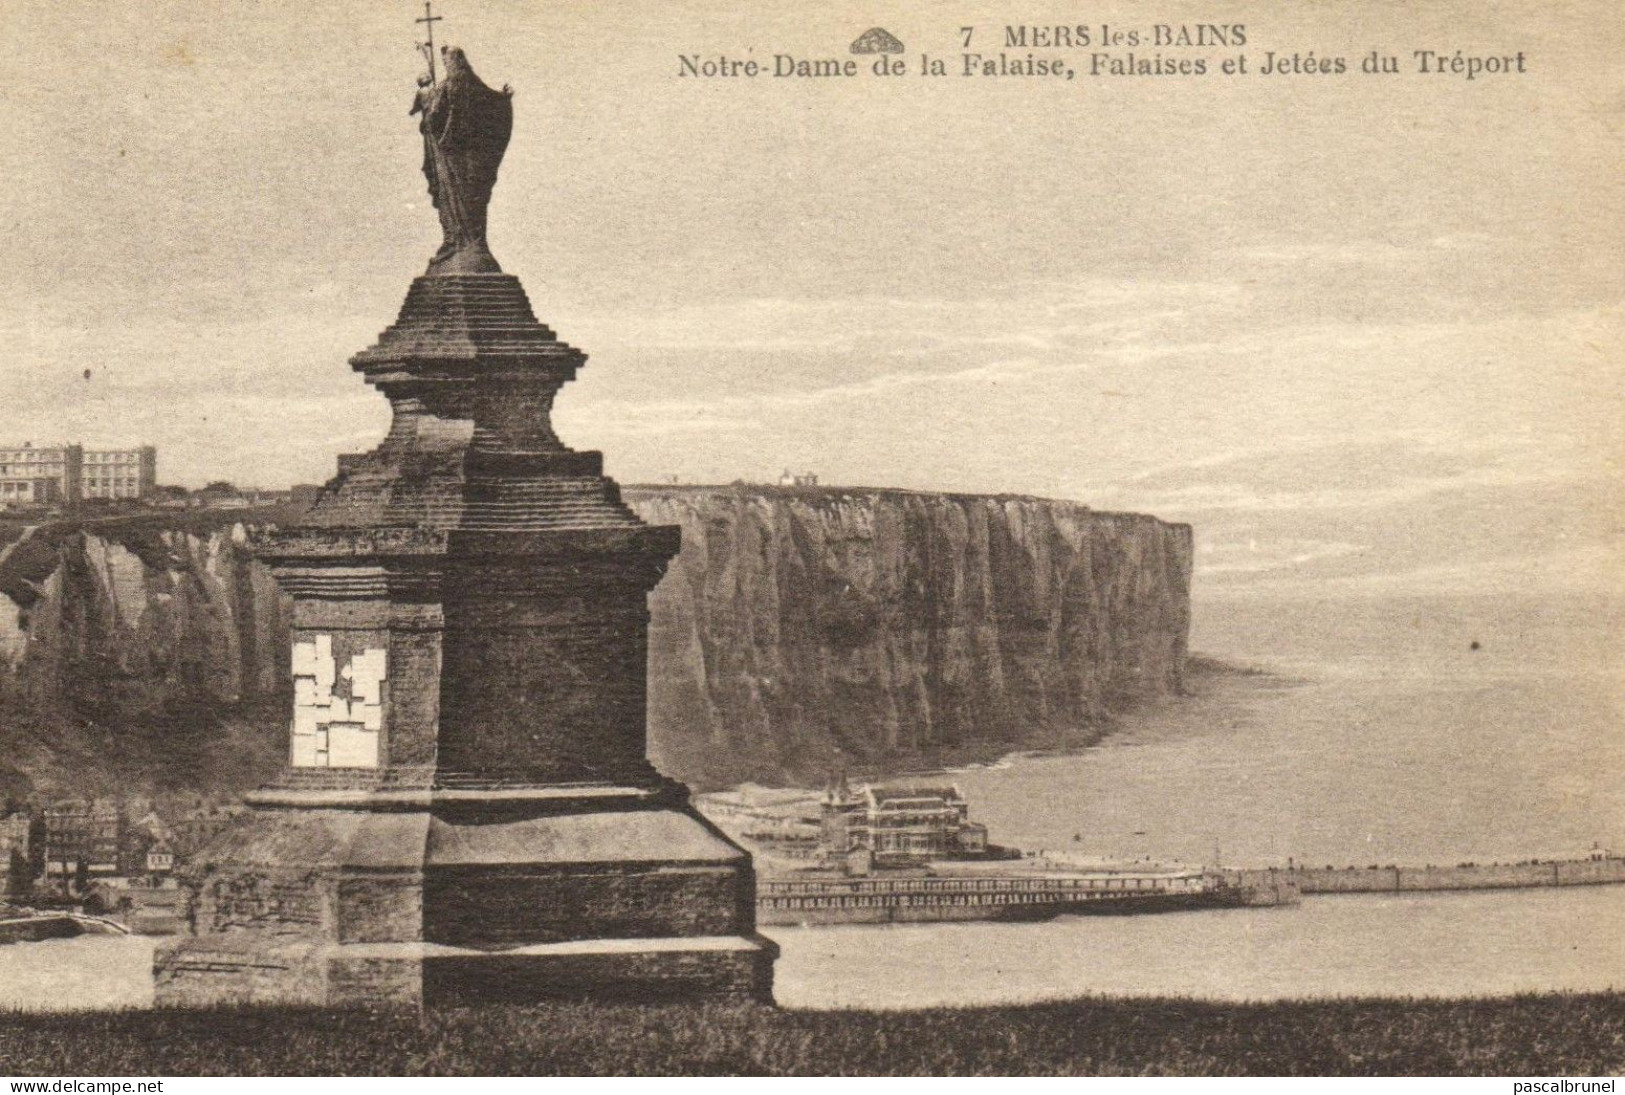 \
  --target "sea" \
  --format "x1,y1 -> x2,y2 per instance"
2,590 -> 1621,1011
769,590 -> 1625,1008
